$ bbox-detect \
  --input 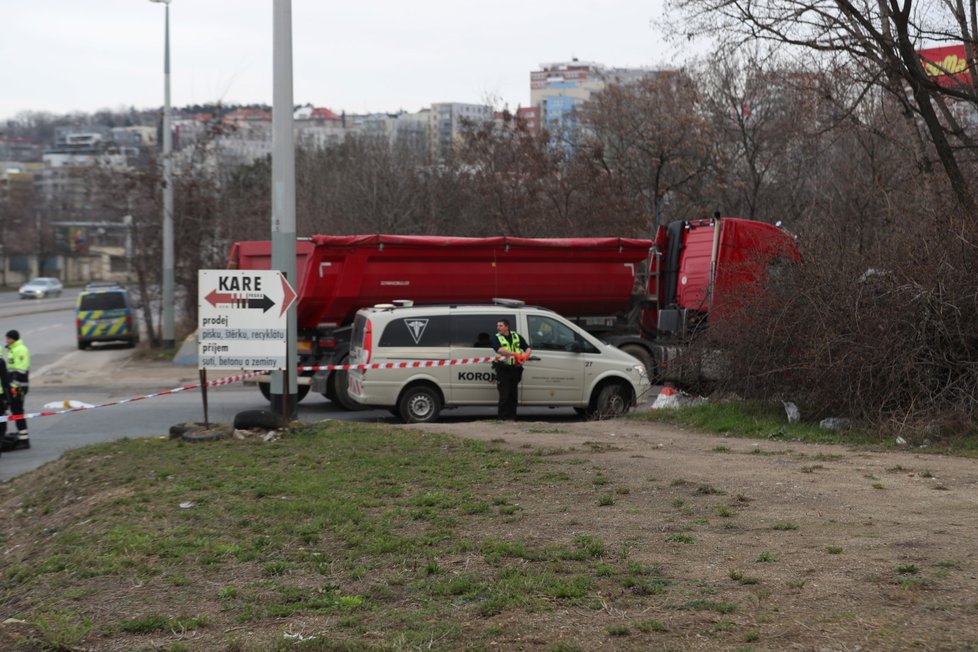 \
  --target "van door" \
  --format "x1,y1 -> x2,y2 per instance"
519,314 -> 586,405
449,312 -> 515,405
